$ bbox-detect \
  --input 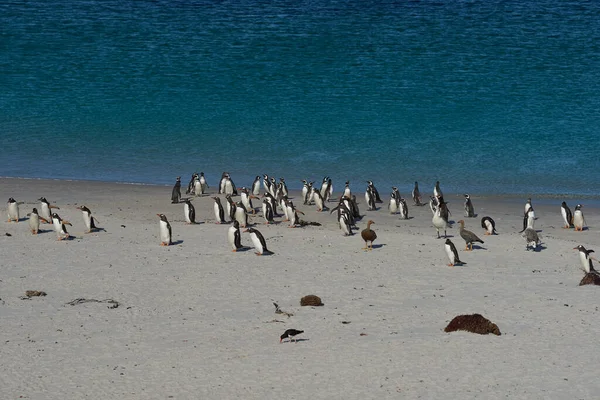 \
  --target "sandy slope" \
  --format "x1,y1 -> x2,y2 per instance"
1,178 -> 599,399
